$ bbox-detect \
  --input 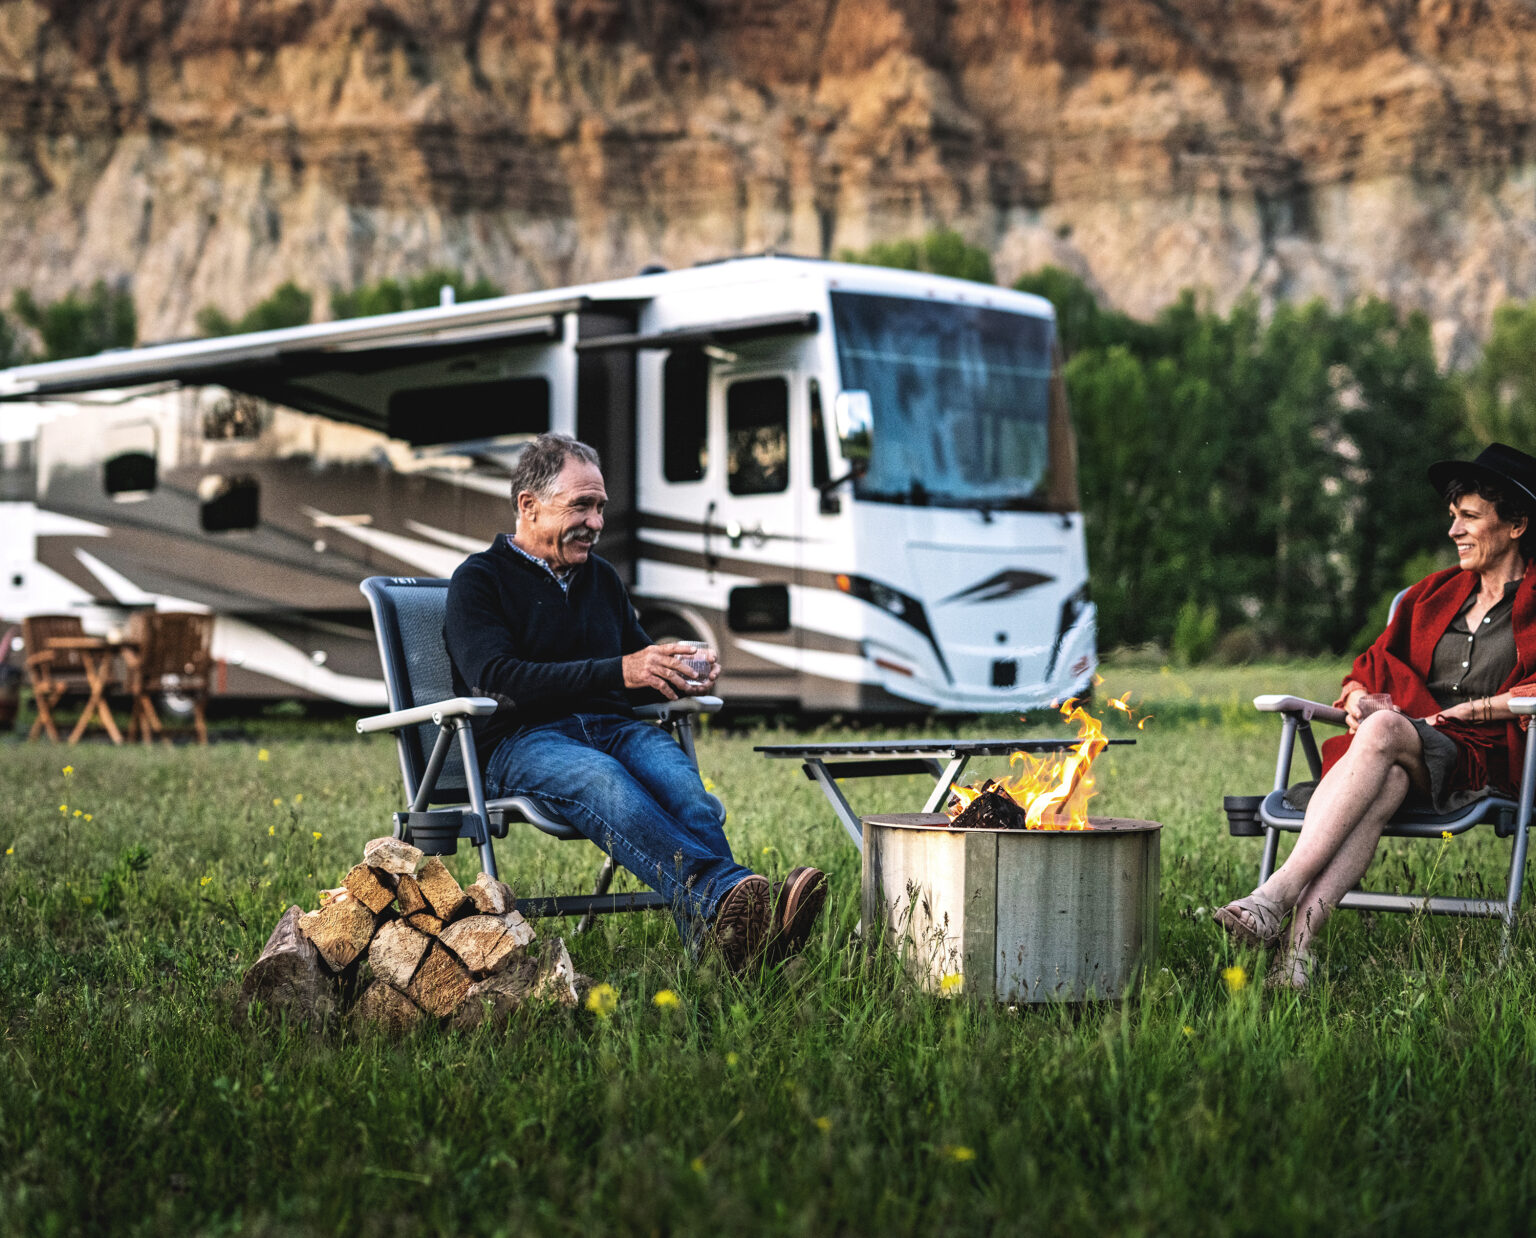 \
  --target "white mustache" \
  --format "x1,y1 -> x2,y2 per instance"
563,528 -> 600,547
